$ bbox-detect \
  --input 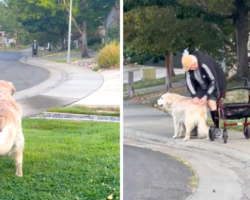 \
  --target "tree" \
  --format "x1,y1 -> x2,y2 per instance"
4,0 -> 68,48
124,0 -> 250,79
124,6 -> 229,88
62,0 -> 117,58
0,1 -> 27,45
